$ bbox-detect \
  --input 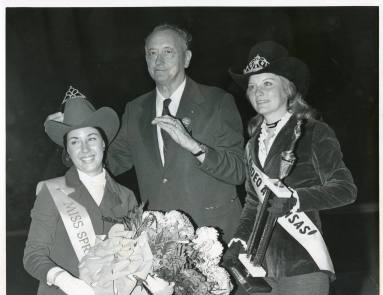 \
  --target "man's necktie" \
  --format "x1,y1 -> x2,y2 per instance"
162,98 -> 171,116
161,98 -> 172,164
